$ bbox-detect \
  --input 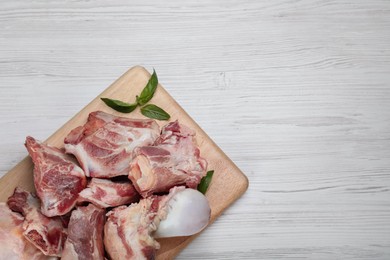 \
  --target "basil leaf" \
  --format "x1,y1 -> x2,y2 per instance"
101,98 -> 138,113
137,69 -> 158,106
198,170 -> 214,194
140,104 -> 170,120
